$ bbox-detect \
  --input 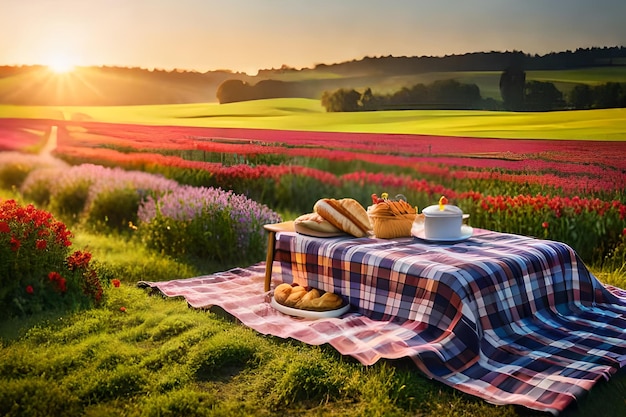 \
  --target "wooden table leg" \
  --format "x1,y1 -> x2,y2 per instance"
263,221 -> 295,292
264,230 -> 276,292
